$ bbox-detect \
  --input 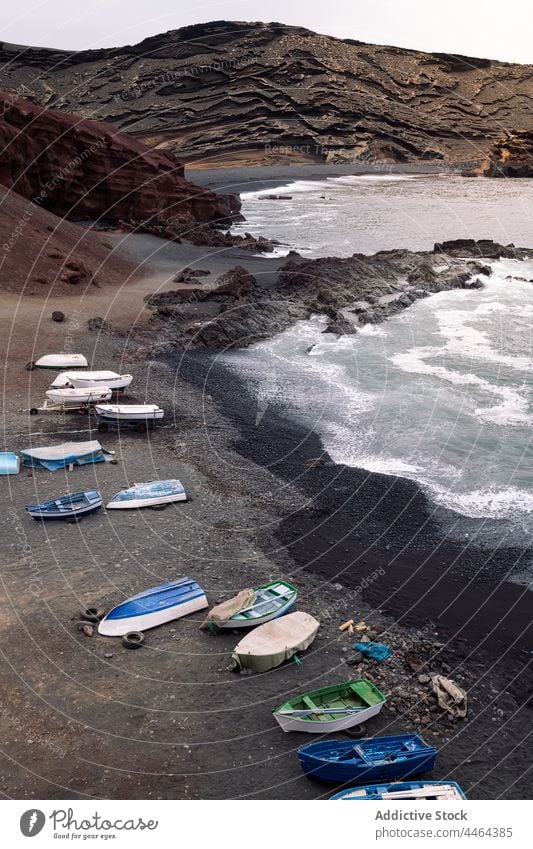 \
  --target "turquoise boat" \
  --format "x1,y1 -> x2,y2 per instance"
0,452 -> 19,475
